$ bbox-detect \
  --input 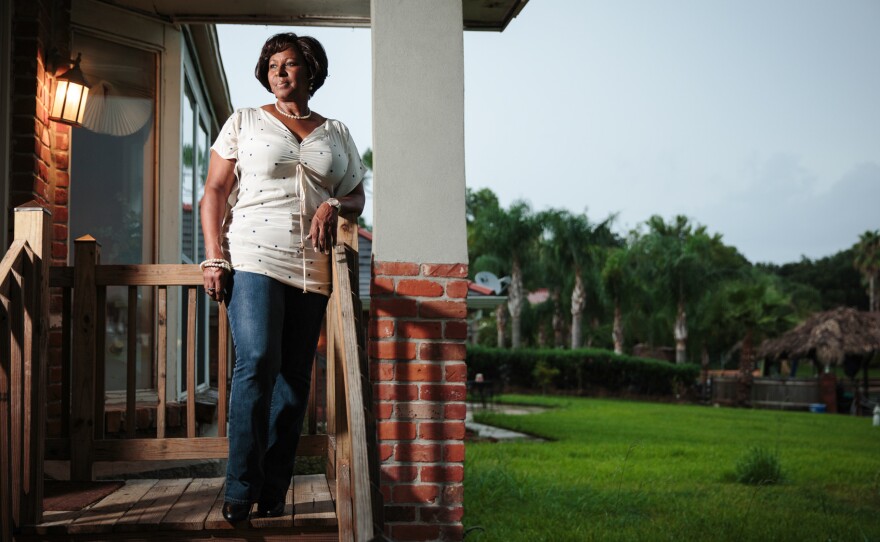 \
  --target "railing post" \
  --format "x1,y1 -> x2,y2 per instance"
337,214 -> 359,298
331,317 -> 353,540
13,202 -> 51,524
71,235 -> 100,481
337,215 -> 359,249
0,243 -> 23,541
330,215 -> 384,539
329,213 -> 359,480
330,245 -> 375,540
